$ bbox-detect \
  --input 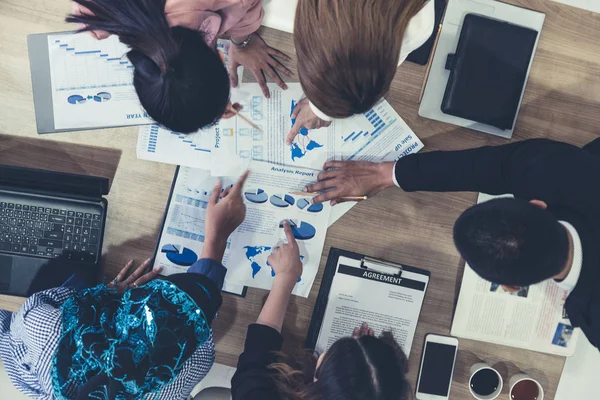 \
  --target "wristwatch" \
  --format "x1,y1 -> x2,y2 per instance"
231,34 -> 253,48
